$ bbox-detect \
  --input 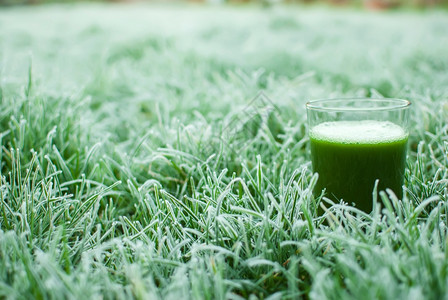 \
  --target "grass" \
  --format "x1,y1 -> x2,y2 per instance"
0,2 -> 448,299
